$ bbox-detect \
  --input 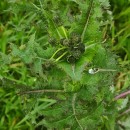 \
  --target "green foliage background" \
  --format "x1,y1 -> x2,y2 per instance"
0,0 -> 130,130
